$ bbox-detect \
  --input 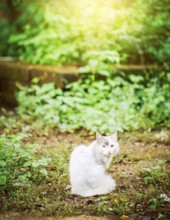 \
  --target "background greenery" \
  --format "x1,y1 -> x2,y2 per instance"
0,0 -> 170,132
16,71 -> 170,134
0,0 -> 170,66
